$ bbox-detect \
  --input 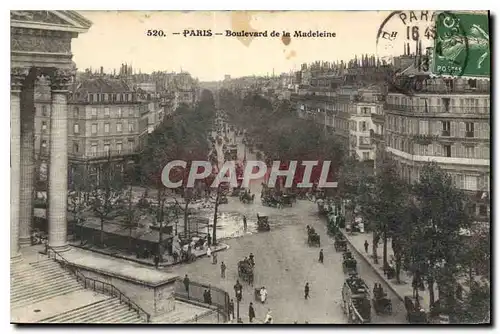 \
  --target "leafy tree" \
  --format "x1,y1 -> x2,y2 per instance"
404,162 -> 472,308
358,157 -> 408,272
88,155 -> 126,246
457,280 -> 490,323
